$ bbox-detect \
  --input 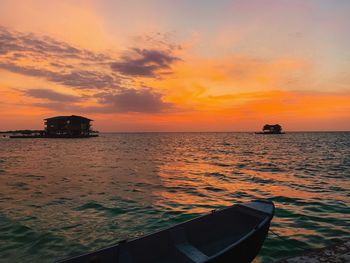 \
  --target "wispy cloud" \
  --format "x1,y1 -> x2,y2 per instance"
0,26 -> 179,114
0,27 -> 119,90
0,27 -> 181,91
0,26 -> 108,61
